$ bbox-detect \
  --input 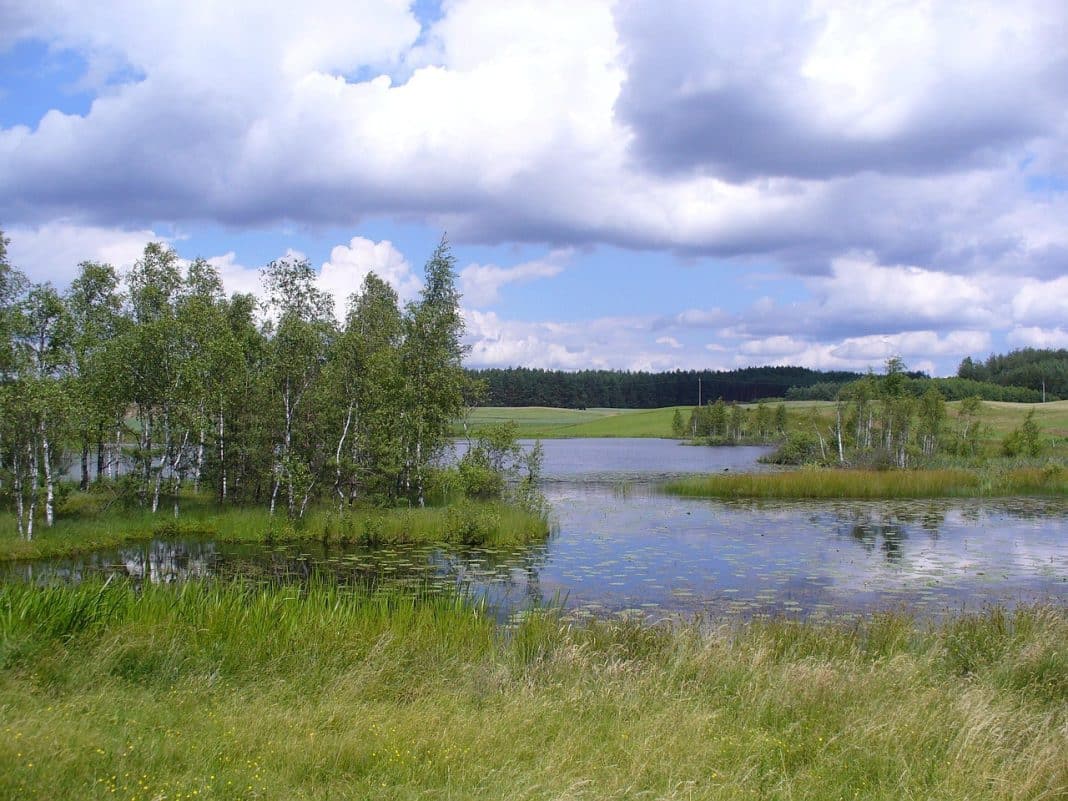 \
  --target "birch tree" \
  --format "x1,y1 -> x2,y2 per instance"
261,256 -> 333,518
401,238 -> 469,506
67,261 -> 125,487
